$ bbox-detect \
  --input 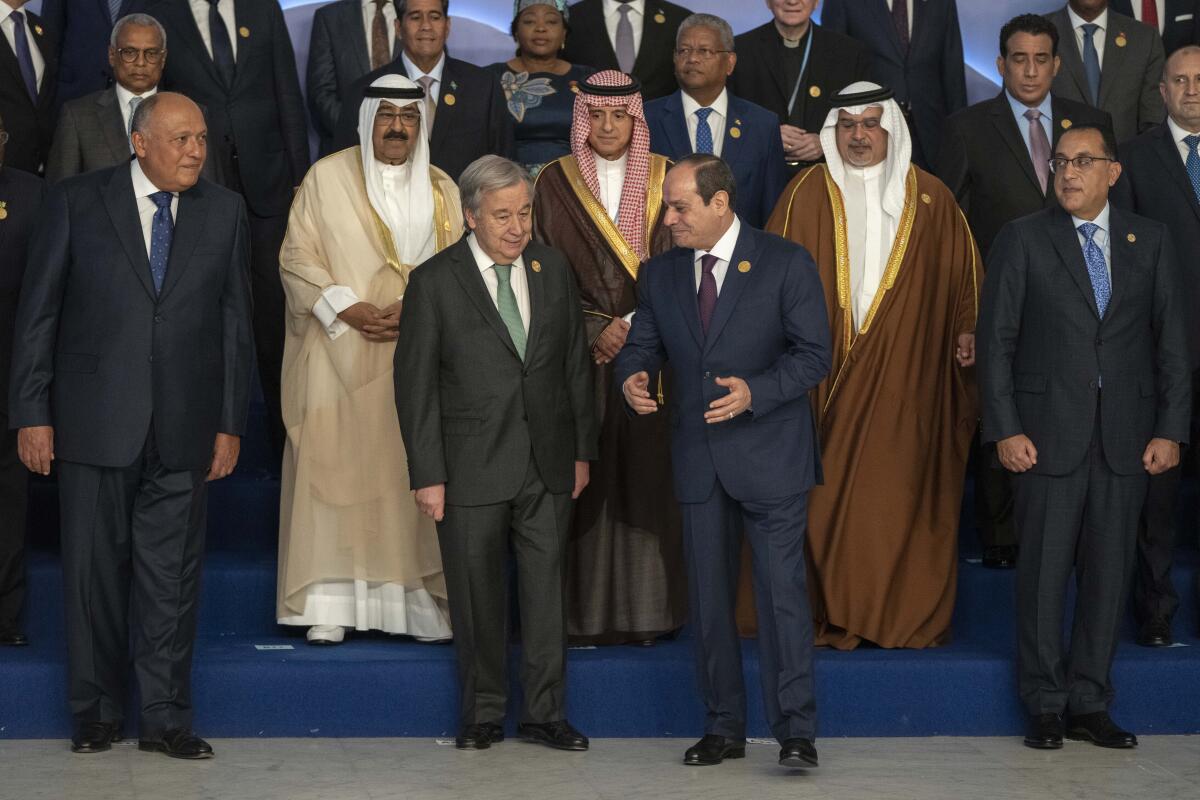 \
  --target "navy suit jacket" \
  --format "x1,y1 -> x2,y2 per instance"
1111,0 -> 1200,54
41,0 -> 148,105
644,91 -> 787,228
613,223 -> 831,503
